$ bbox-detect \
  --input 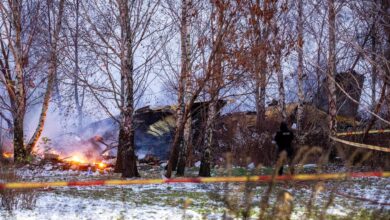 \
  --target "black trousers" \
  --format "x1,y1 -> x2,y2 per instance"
277,148 -> 293,175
